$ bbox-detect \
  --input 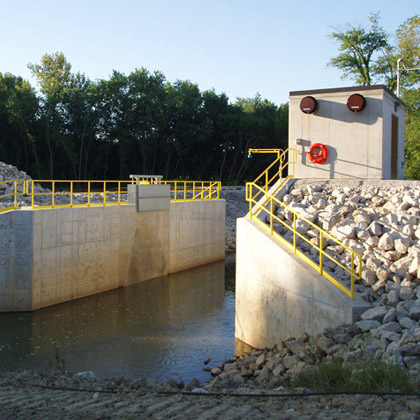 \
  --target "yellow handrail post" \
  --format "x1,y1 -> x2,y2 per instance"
52,181 -> 55,208
14,181 -> 17,209
103,182 -> 106,205
87,181 -> 91,206
270,198 -> 273,235
31,181 -> 34,208
319,231 -> 324,275
351,253 -> 355,300
293,212 -> 297,253
70,181 -> 74,207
